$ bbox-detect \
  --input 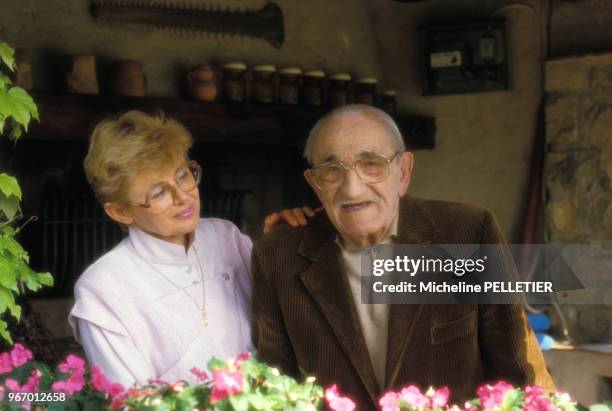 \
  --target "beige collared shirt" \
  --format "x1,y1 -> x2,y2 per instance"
335,218 -> 398,389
